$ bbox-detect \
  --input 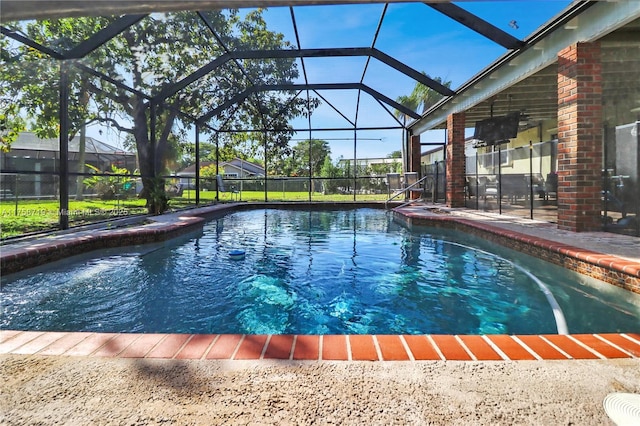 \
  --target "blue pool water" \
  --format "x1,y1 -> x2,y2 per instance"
1,208 -> 638,335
